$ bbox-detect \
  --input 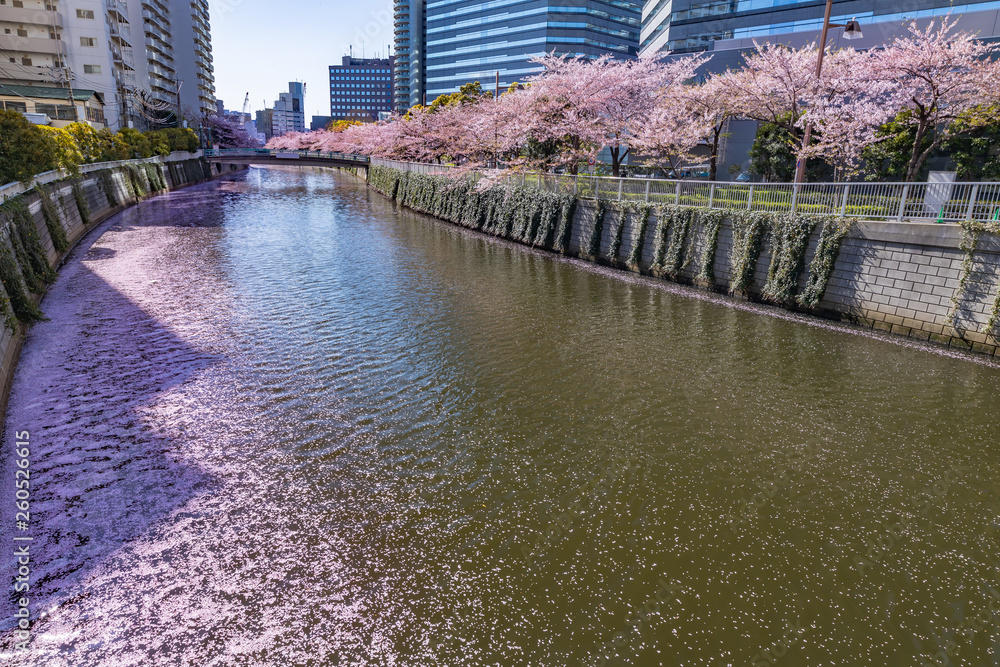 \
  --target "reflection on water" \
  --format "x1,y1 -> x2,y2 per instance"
2,167 -> 1000,666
